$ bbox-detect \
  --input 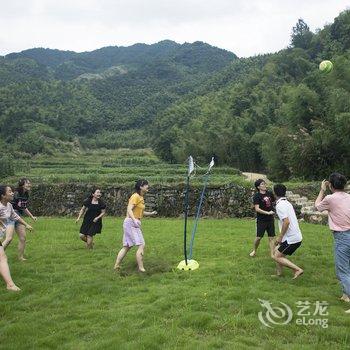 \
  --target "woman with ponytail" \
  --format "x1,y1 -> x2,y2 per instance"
114,180 -> 157,272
